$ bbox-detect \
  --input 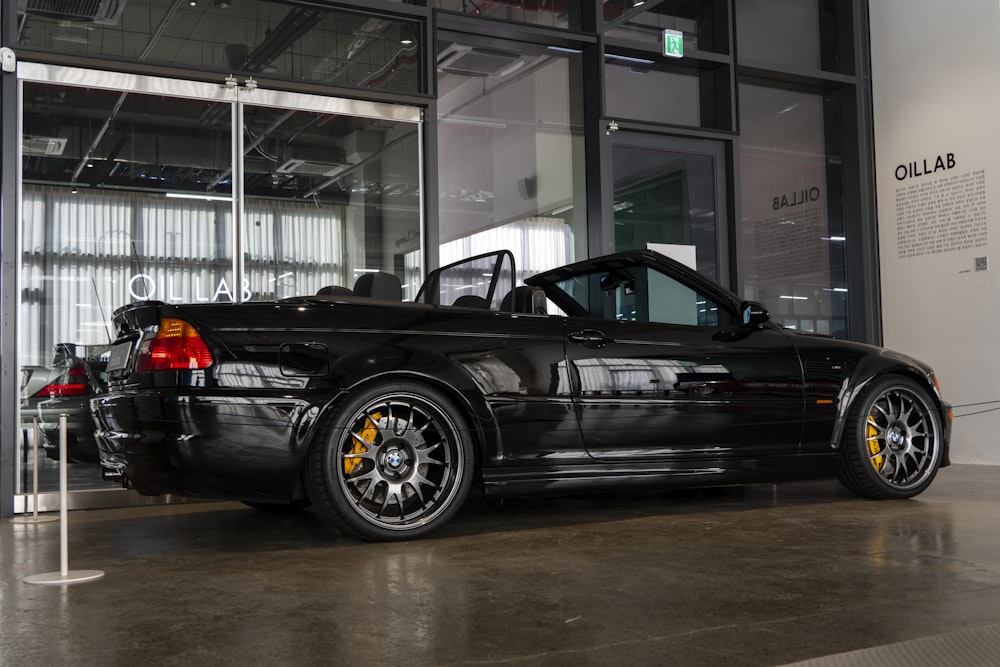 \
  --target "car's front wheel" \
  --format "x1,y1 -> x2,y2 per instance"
838,375 -> 943,499
306,381 -> 474,541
